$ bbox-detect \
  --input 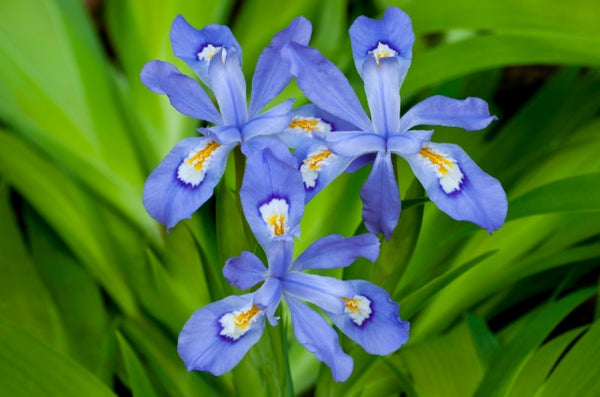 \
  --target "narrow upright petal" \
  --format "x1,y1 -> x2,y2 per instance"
285,296 -> 354,382
171,15 -> 242,87
143,137 -> 234,229
399,96 -> 498,132
292,234 -> 380,271
363,56 -> 400,135
281,42 -> 372,131
349,7 -> 414,83
178,294 -> 265,375
327,280 -> 409,355
360,151 -> 401,240
141,60 -> 222,125
223,251 -> 266,290
208,48 -> 248,127
405,142 -> 507,232
249,16 -> 312,117
241,149 -> 305,249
